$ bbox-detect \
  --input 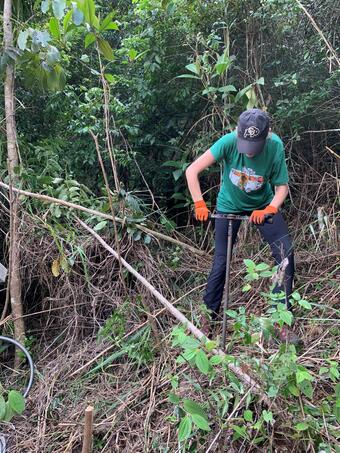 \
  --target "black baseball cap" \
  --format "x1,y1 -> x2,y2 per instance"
237,109 -> 270,155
